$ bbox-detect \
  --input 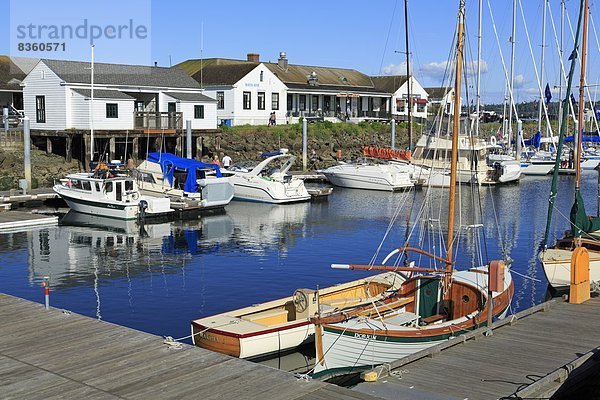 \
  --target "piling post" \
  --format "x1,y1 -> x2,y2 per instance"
516,119 -> 522,161
42,276 -> 50,310
186,120 -> 192,159
302,118 -> 308,171
23,116 -> 31,191
3,107 -> 8,134
391,119 -> 396,149
570,247 -> 590,304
